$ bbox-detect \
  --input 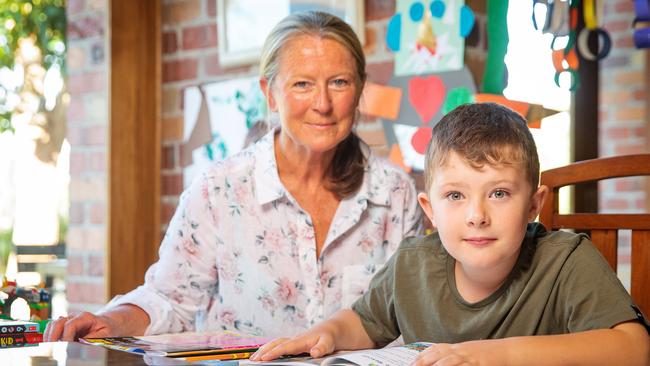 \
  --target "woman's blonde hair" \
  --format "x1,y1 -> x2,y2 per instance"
260,11 -> 368,199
